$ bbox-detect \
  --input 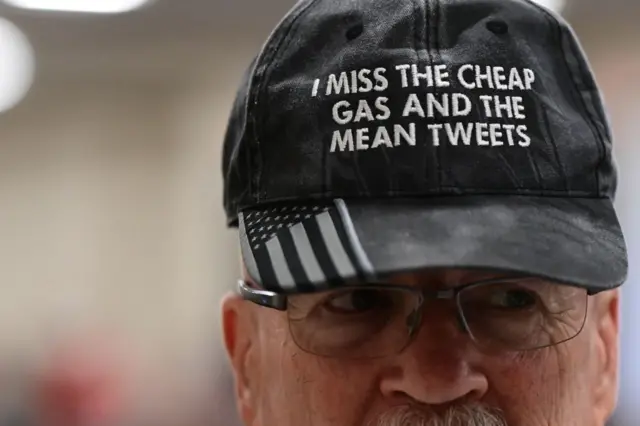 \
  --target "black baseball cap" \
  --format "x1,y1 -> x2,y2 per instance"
222,0 -> 628,294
